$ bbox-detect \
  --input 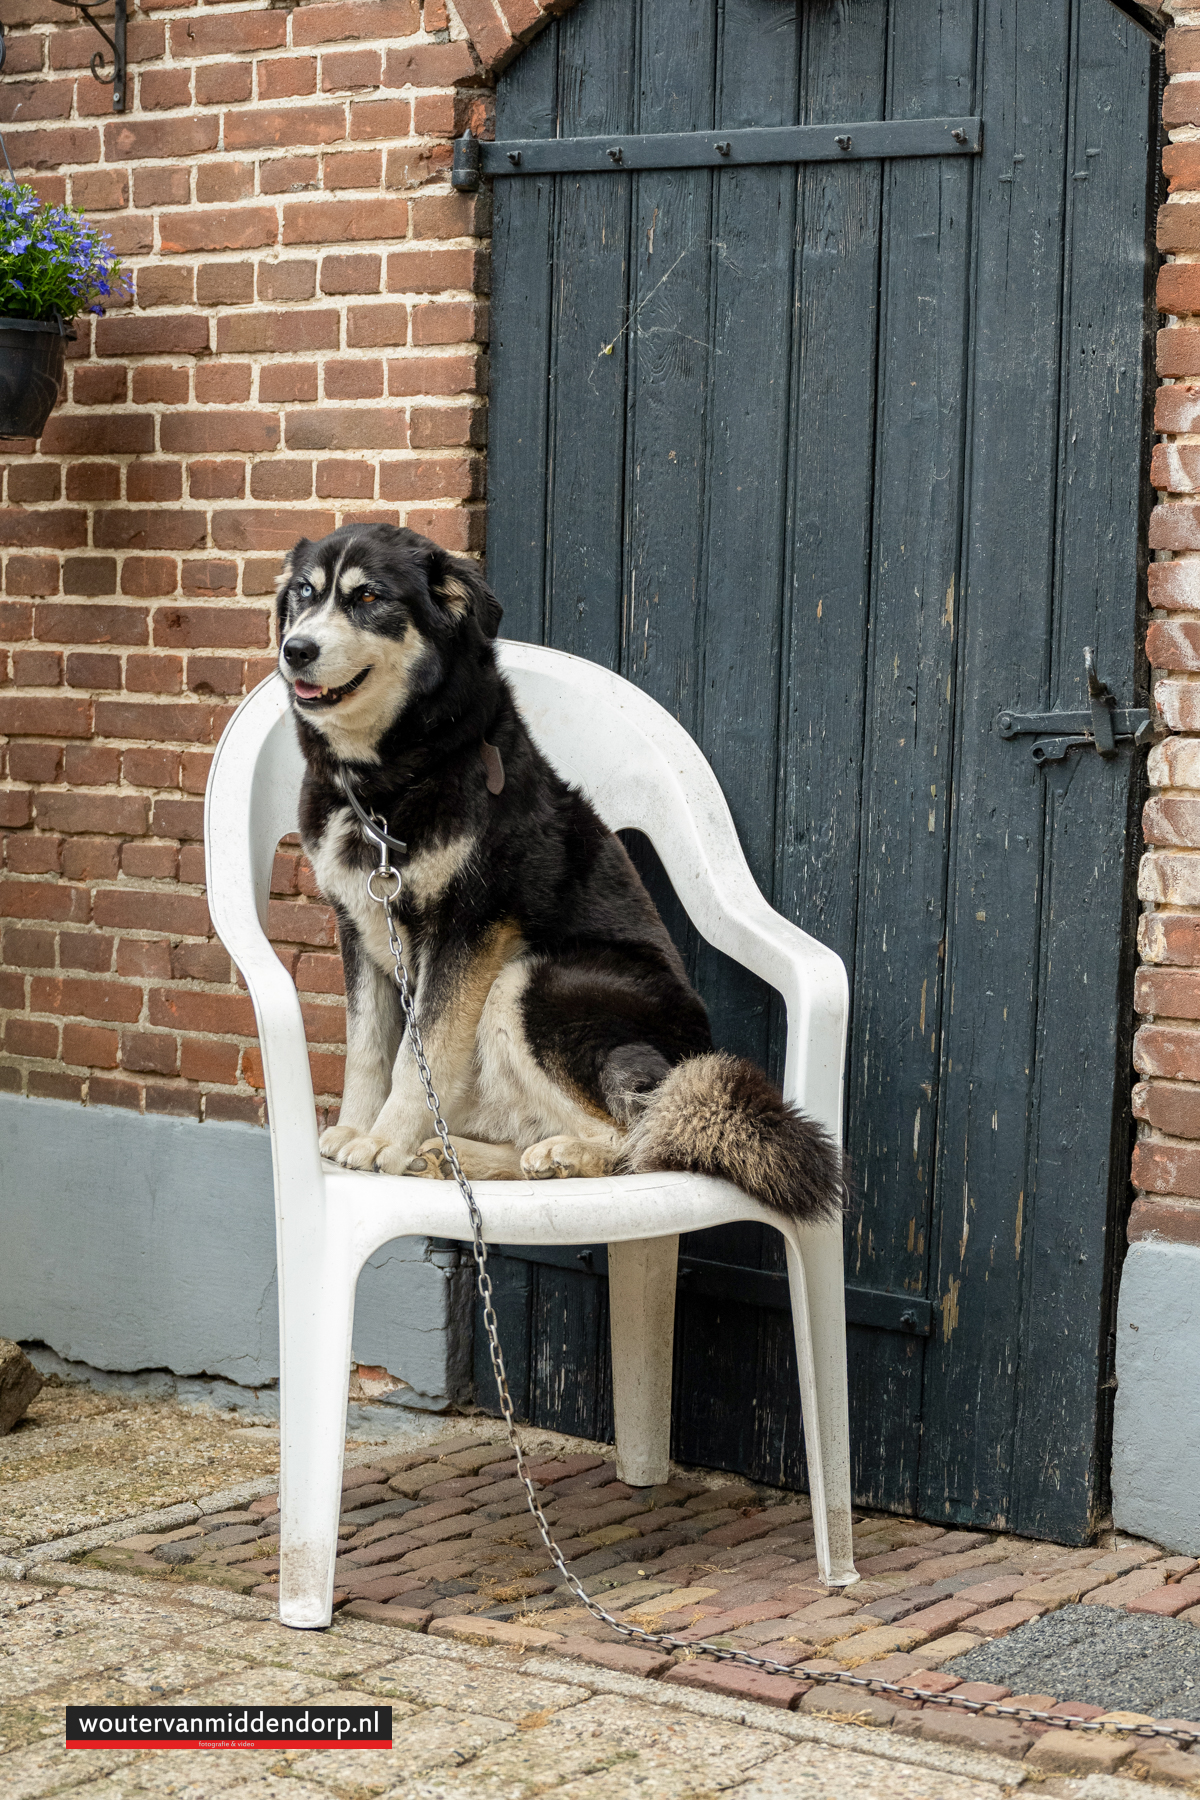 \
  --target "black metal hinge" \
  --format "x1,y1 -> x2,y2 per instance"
453,116 -> 982,190
998,647 -> 1157,766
